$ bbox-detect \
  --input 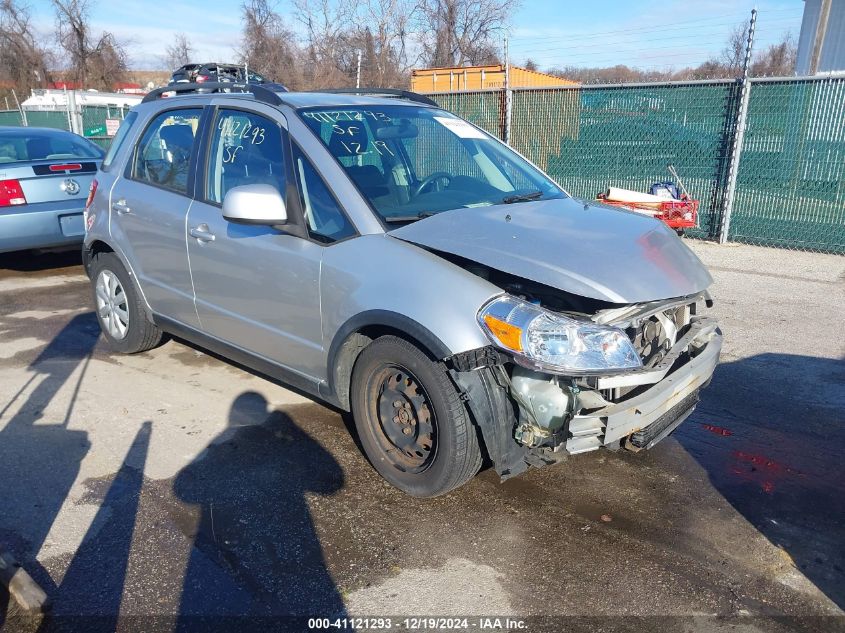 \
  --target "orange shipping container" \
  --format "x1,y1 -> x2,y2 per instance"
411,64 -> 576,92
